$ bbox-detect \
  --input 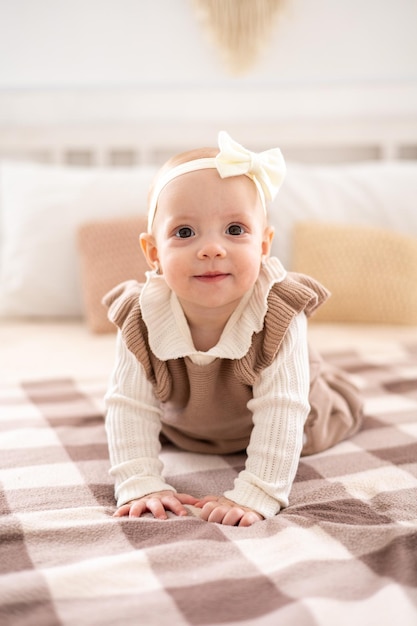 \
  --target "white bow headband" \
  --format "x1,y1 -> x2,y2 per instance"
147,131 -> 286,231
